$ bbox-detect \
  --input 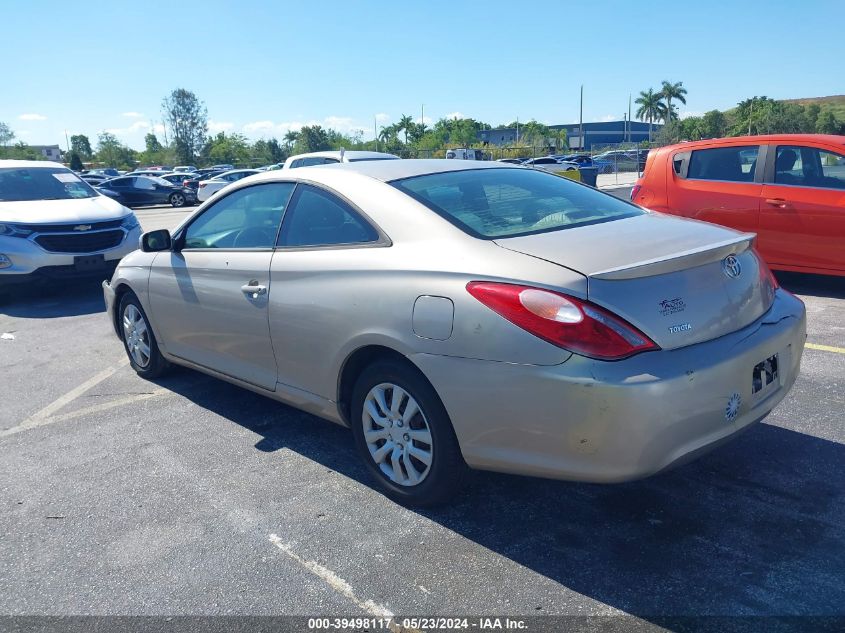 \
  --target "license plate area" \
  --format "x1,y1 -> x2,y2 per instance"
752,353 -> 779,395
74,254 -> 106,271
